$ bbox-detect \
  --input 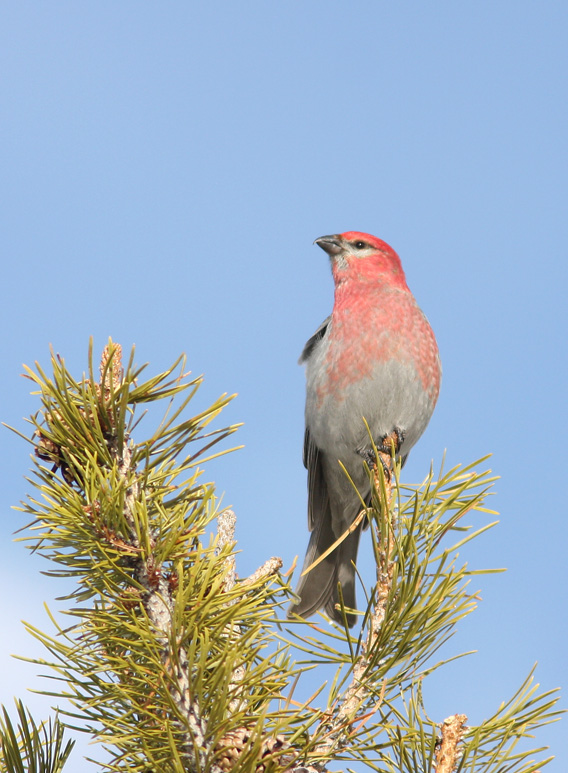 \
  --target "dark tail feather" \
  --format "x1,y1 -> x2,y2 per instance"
288,519 -> 362,628
325,525 -> 361,627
